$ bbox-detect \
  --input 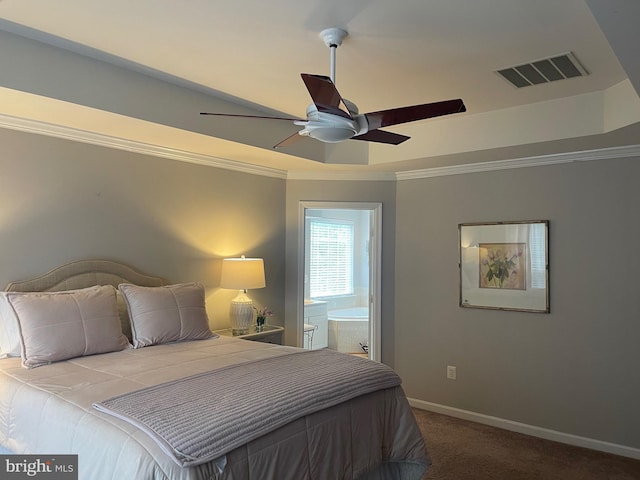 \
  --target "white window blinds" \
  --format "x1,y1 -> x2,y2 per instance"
308,219 -> 354,298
